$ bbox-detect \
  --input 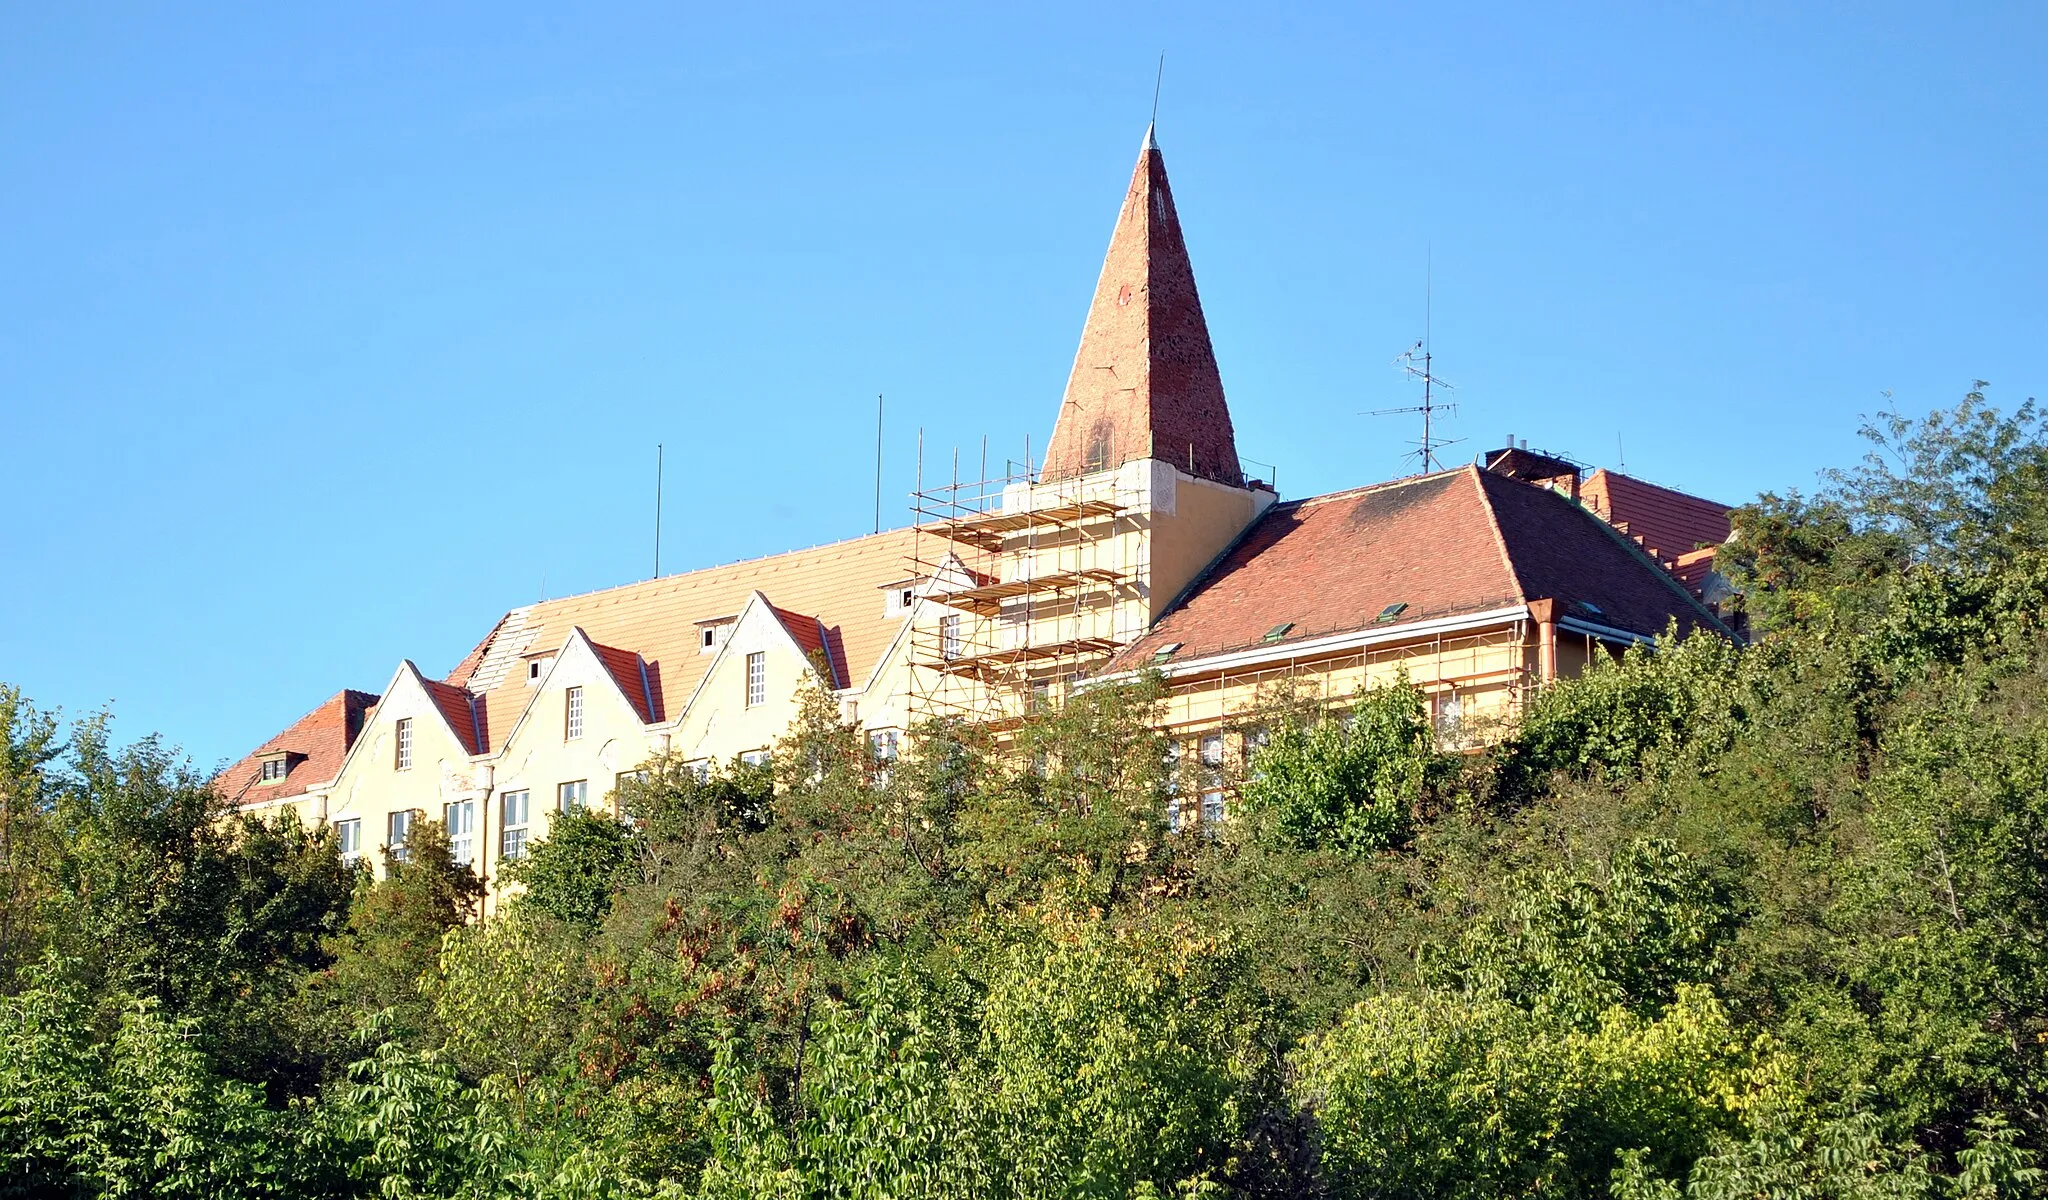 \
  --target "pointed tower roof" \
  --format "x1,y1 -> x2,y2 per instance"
1041,128 -> 1244,488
